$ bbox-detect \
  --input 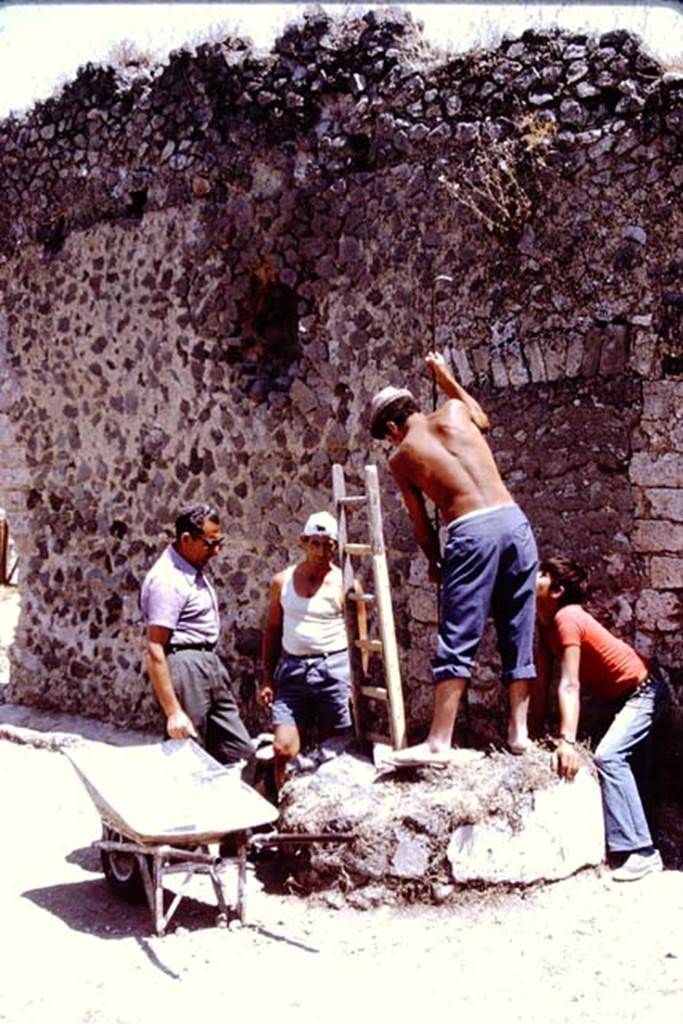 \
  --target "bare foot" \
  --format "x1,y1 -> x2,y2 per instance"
507,732 -> 531,755
373,742 -> 485,772
387,742 -> 459,767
